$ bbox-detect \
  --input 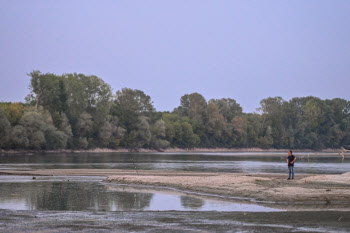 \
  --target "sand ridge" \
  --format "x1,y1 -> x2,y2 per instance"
106,171 -> 350,208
